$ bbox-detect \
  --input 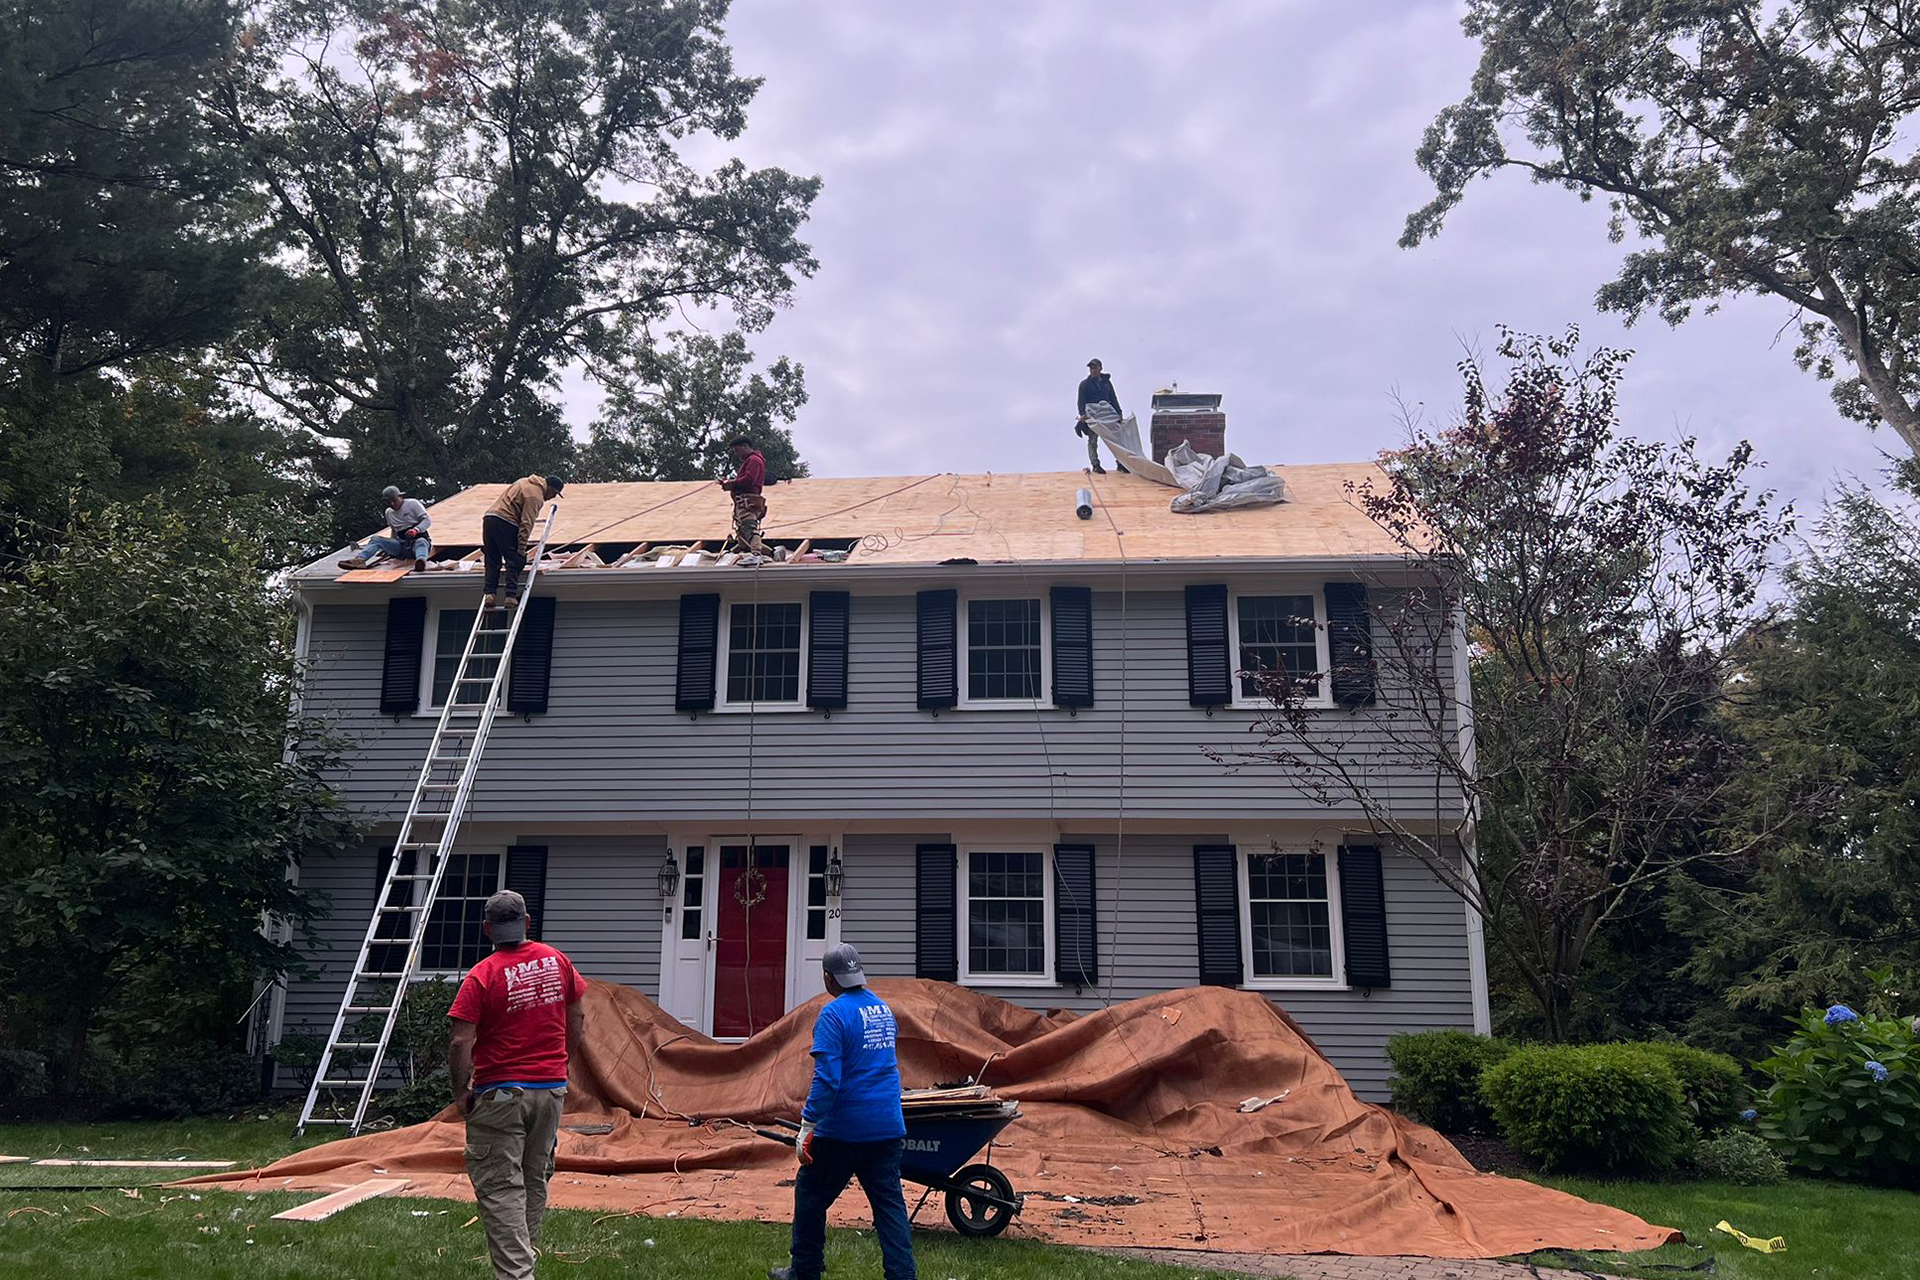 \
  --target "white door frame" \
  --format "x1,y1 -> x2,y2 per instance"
658,832 -> 841,1035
